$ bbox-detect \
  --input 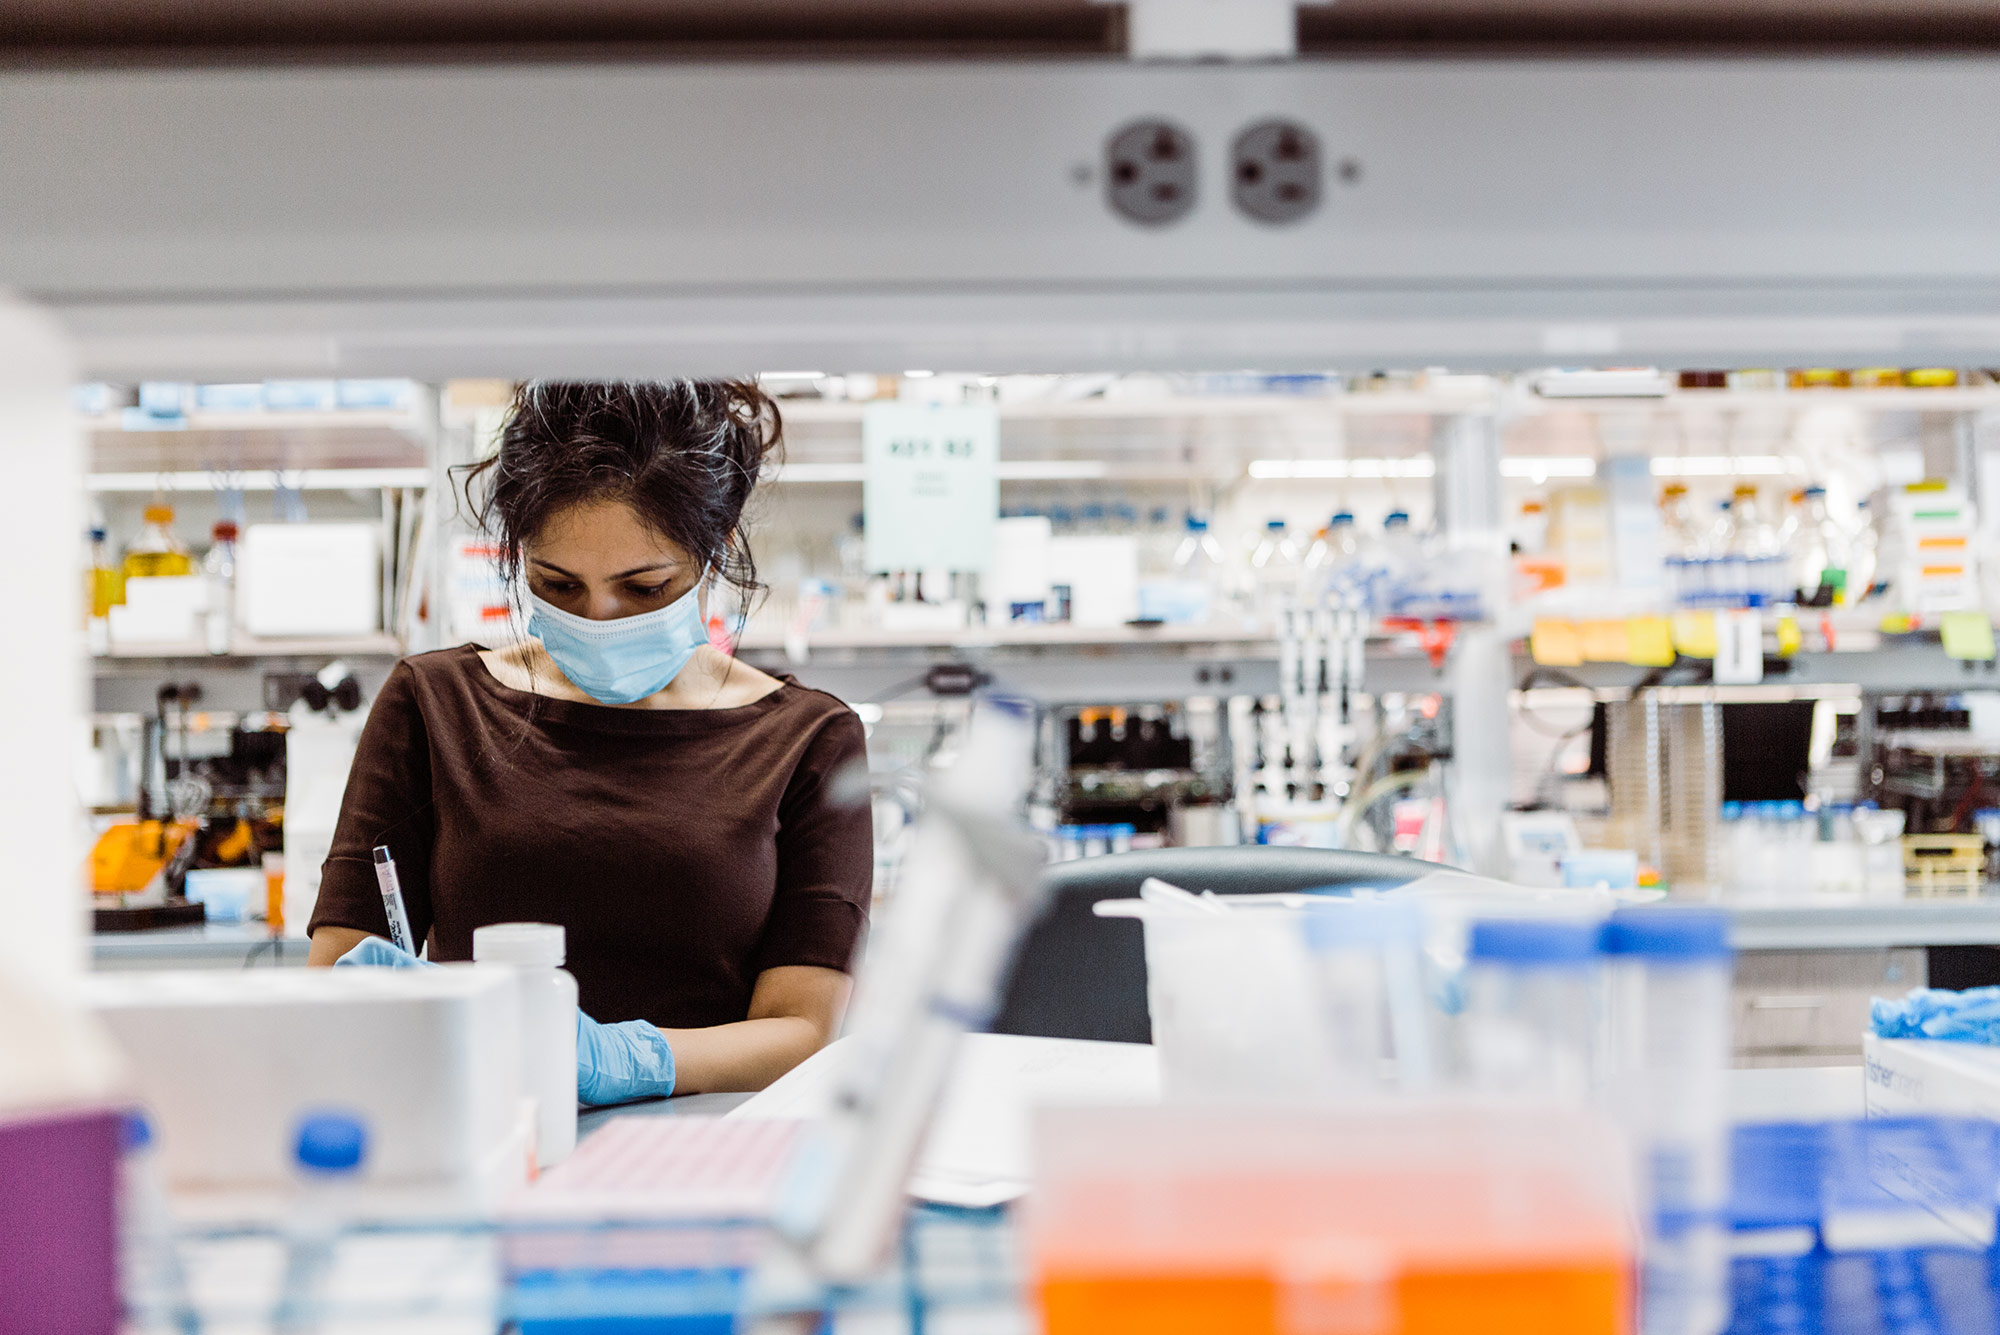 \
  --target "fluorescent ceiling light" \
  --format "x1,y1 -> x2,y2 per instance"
1500,457 -> 1598,479
903,369 -> 935,379
1651,455 -> 1794,477
1248,458 -> 1435,479
767,460 -> 1110,483
770,463 -> 866,482
996,461 -> 1108,480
